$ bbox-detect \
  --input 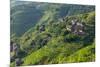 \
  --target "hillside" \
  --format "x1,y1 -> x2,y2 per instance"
10,1 -> 95,67
22,11 -> 95,65
10,11 -> 95,66
11,1 -> 95,36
